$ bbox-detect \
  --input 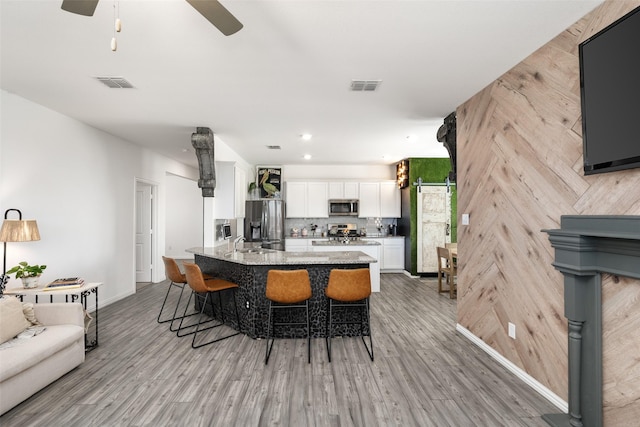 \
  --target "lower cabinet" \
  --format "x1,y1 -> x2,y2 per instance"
382,238 -> 405,270
363,237 -> 405,271
285,238 -> 328,252
285,239 -> 308,252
